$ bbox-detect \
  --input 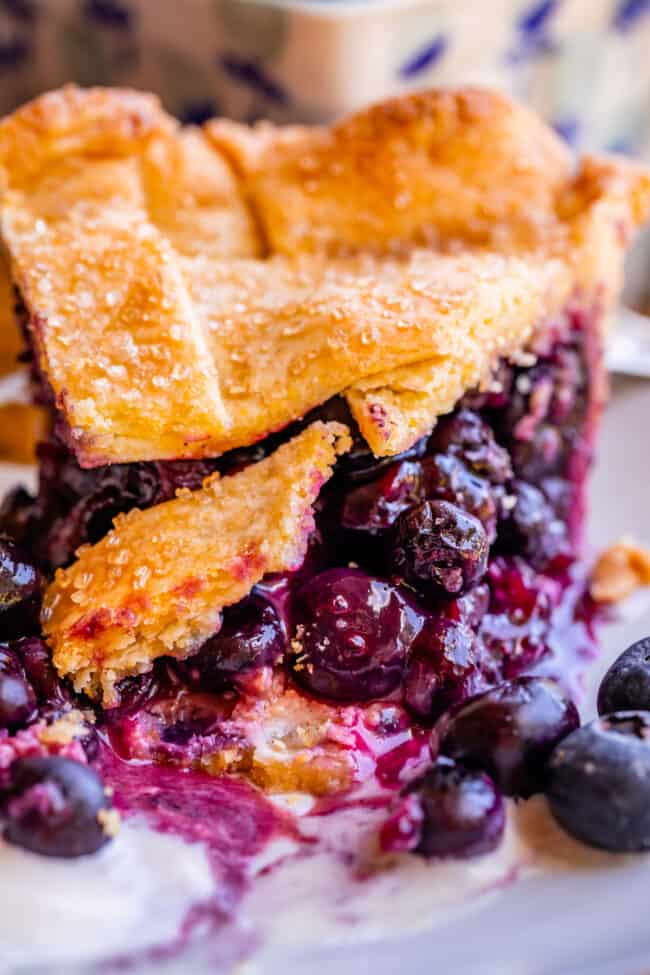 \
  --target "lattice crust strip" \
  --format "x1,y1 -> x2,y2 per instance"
43,420 -> 350,704
1,86 -> 649,466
